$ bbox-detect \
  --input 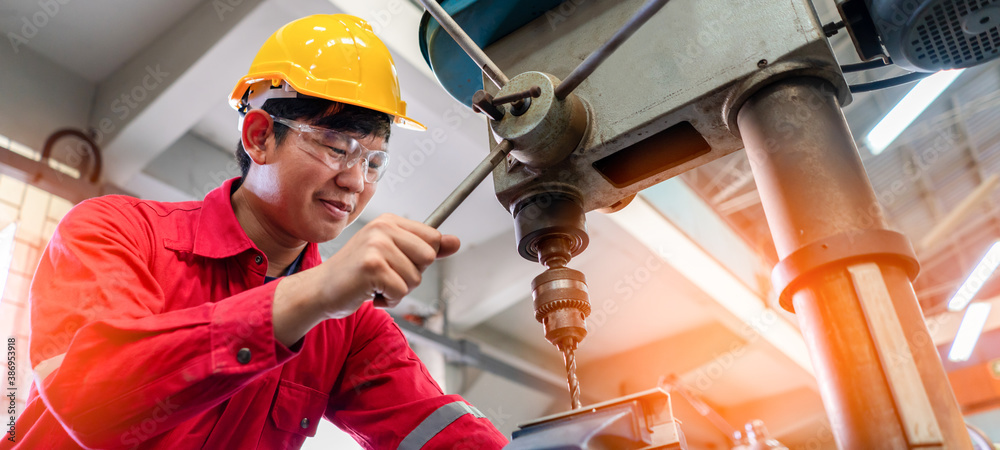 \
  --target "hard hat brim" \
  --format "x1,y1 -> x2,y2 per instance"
229,73 -> 427,132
